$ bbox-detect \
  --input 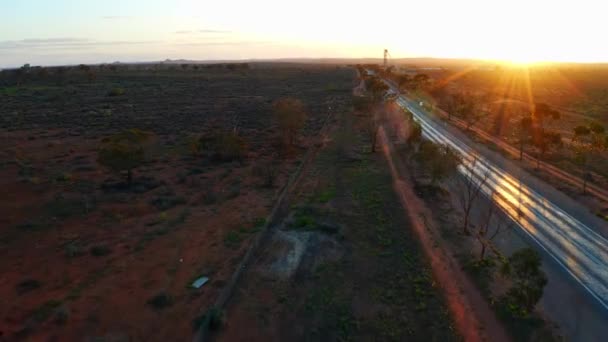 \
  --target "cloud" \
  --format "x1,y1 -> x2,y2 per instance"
0,38 -> 158,50
174,40 -> 271,47
102,16 -> 131,20
21,38 -> 88,44
174,29 -> 232,34
198,29 -> 231,33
